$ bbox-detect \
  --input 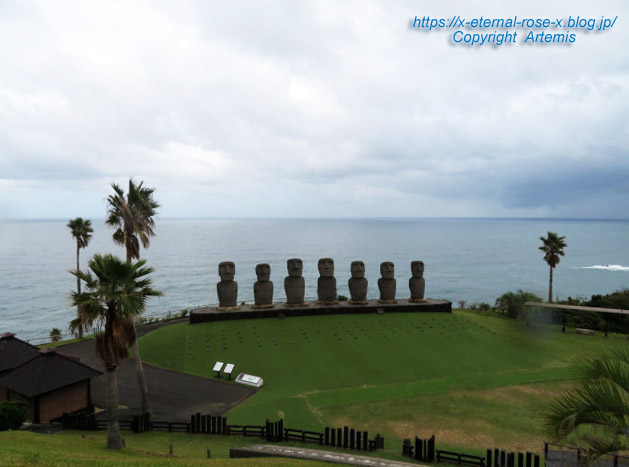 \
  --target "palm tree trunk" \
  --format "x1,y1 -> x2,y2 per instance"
123,239 -> 151,415
105,365 -> 123,449
548,265 -> 554,303
132,336 -> 152,414
76,243 -> 83,339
